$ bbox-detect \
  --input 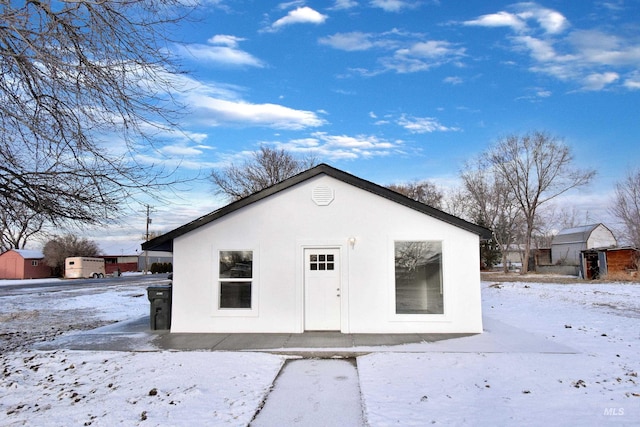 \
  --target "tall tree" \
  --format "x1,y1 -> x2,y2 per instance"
211,146 -> 318,201
611,169 -> 640,248
483,131 -> 595,273
43,234 -> 102,277
461,160 -> 524,273
387,180 -> 444,208
0,0 -> 190,225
